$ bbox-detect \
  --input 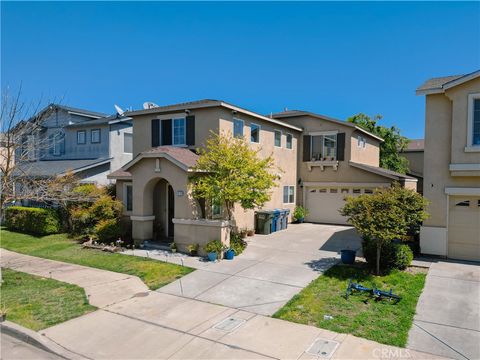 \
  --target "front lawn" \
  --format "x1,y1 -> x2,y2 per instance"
1,268 -> 96,331
1,228 -> 193,290
273,264 -> 426,347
